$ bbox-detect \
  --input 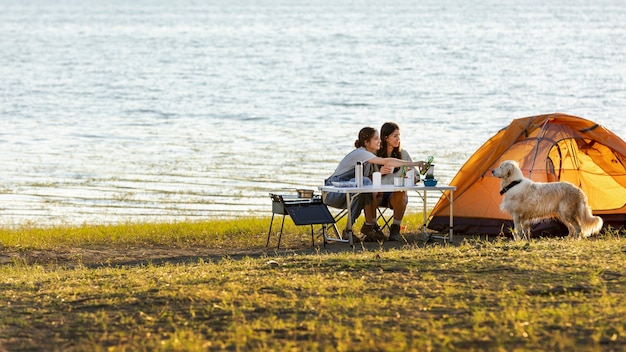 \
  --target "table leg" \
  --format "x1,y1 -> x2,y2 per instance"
345,192 -> 354,246
449,190 -> 454,242
422,190 -> 428,235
